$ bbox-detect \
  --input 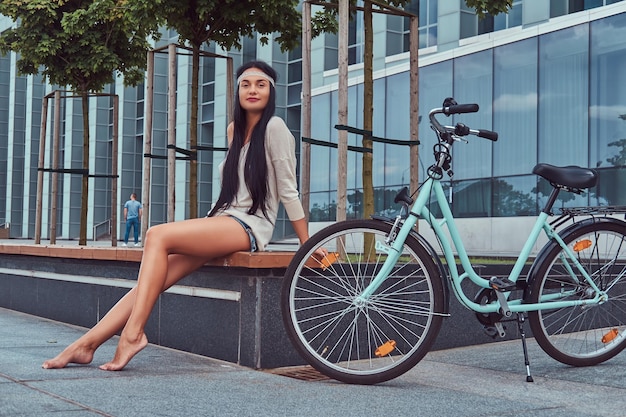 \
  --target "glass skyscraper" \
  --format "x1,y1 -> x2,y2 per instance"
1,0 -> 625,256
